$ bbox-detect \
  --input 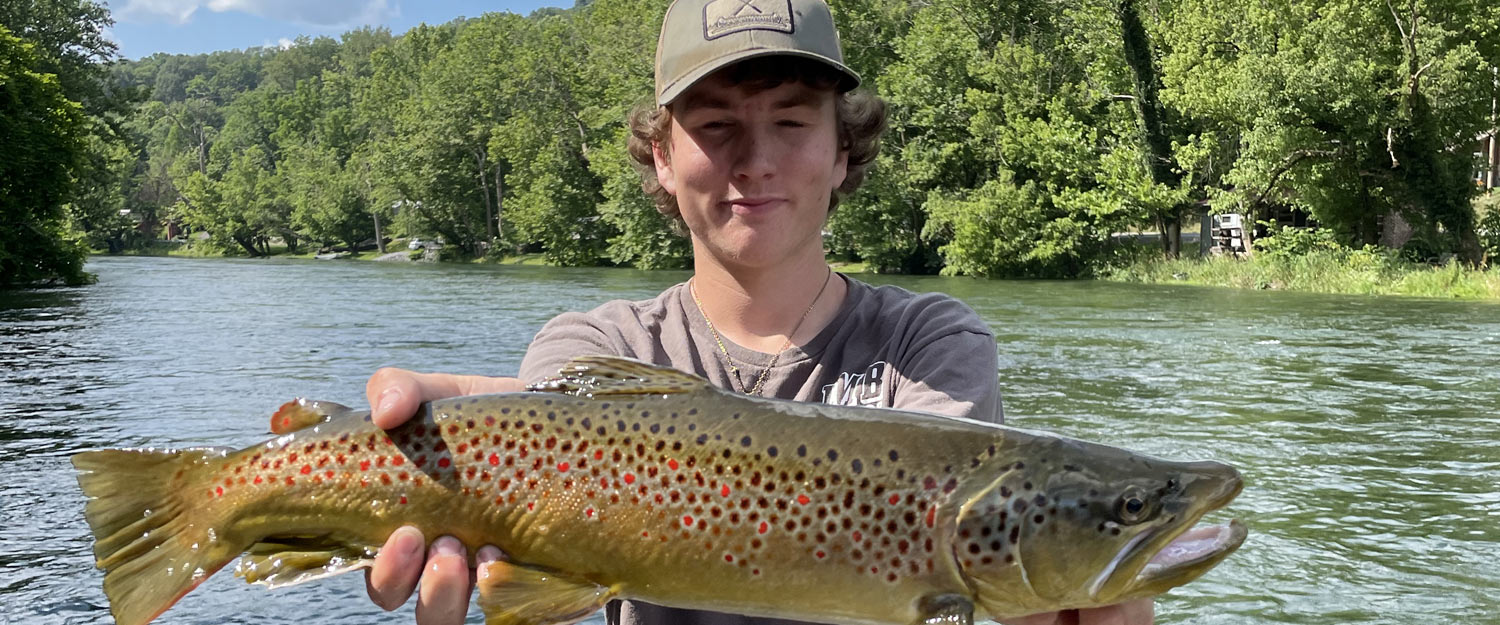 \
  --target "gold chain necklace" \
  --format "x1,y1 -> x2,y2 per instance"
688,267 -> 833,396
